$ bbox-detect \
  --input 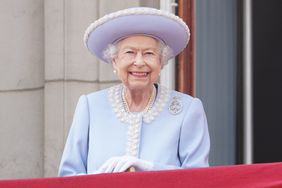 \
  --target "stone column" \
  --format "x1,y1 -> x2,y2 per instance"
0,0 -> 44,179
44,0 -> 100,177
